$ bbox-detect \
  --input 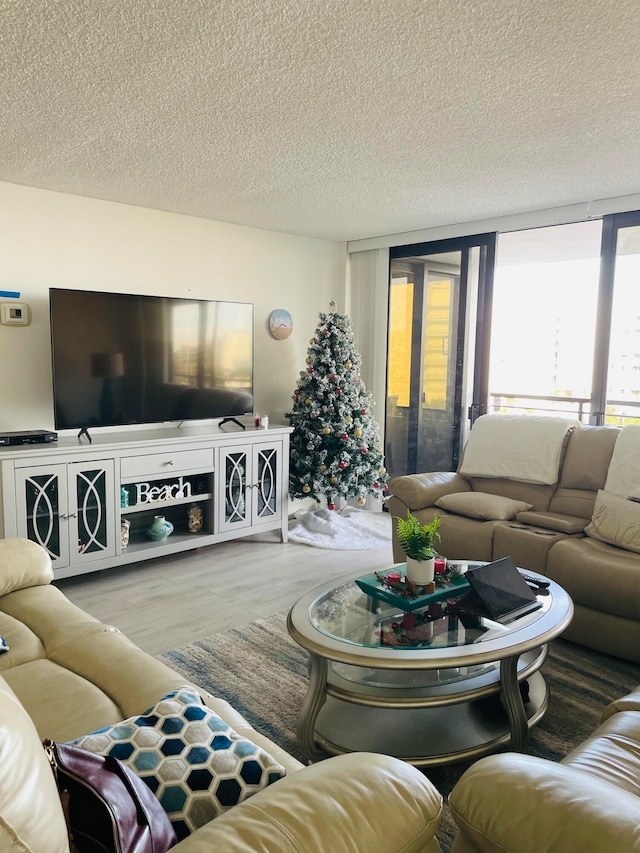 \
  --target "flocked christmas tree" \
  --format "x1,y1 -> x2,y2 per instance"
286,303 -> 389,509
